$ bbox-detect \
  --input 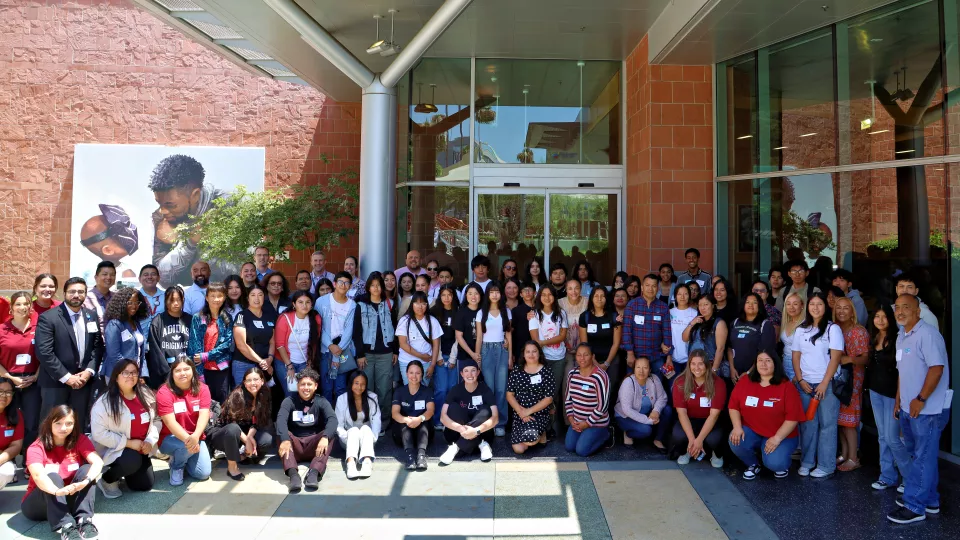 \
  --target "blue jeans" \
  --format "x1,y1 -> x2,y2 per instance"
869,390 -> 910,485
159,435 -> 212,480
232,359 -> 259,389
565,425 -> 608,457
320,352 -> 348,403
797,381 -> 839,473
274,359 -> 308,398
729,425 -> 799,472
480,342 -> 509,429
900,408 -> 950,514
433,354 -> 459,427
615,408 -> 672,442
